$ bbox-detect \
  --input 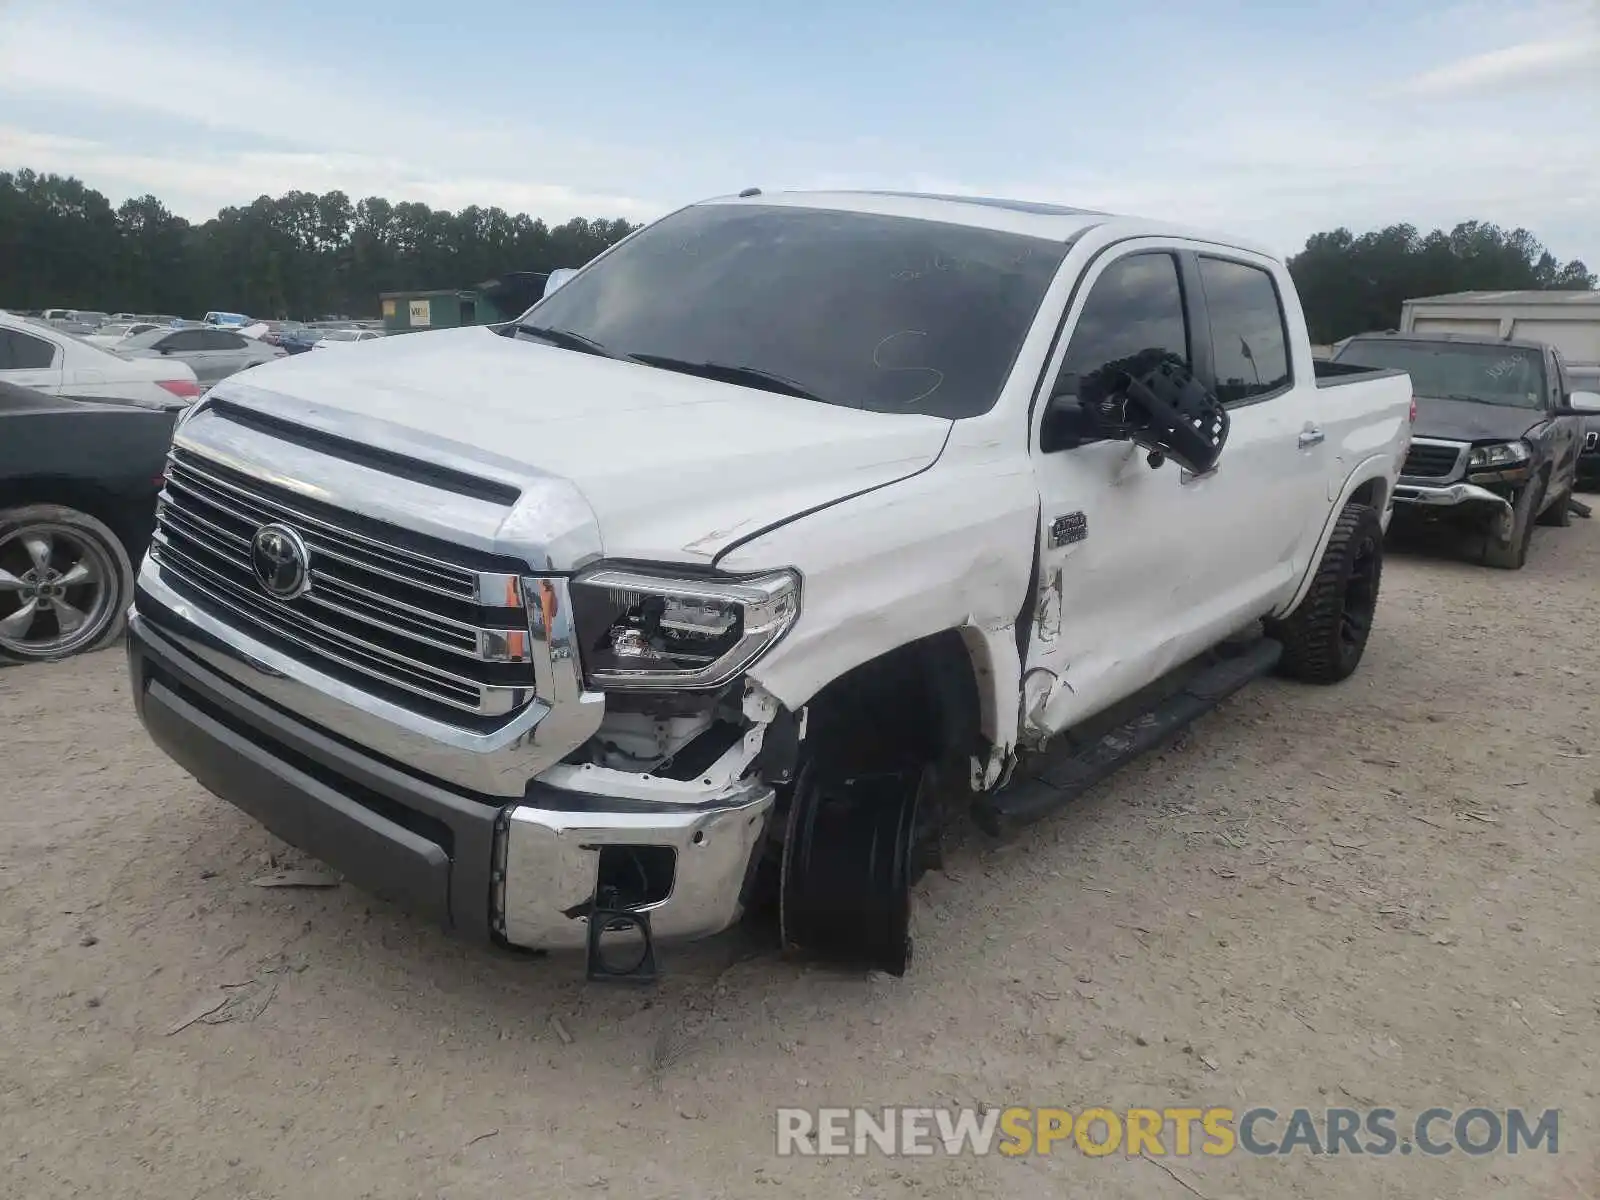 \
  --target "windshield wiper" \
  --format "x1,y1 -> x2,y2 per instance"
510,324 -> 627,360
628,354 -> 826,402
